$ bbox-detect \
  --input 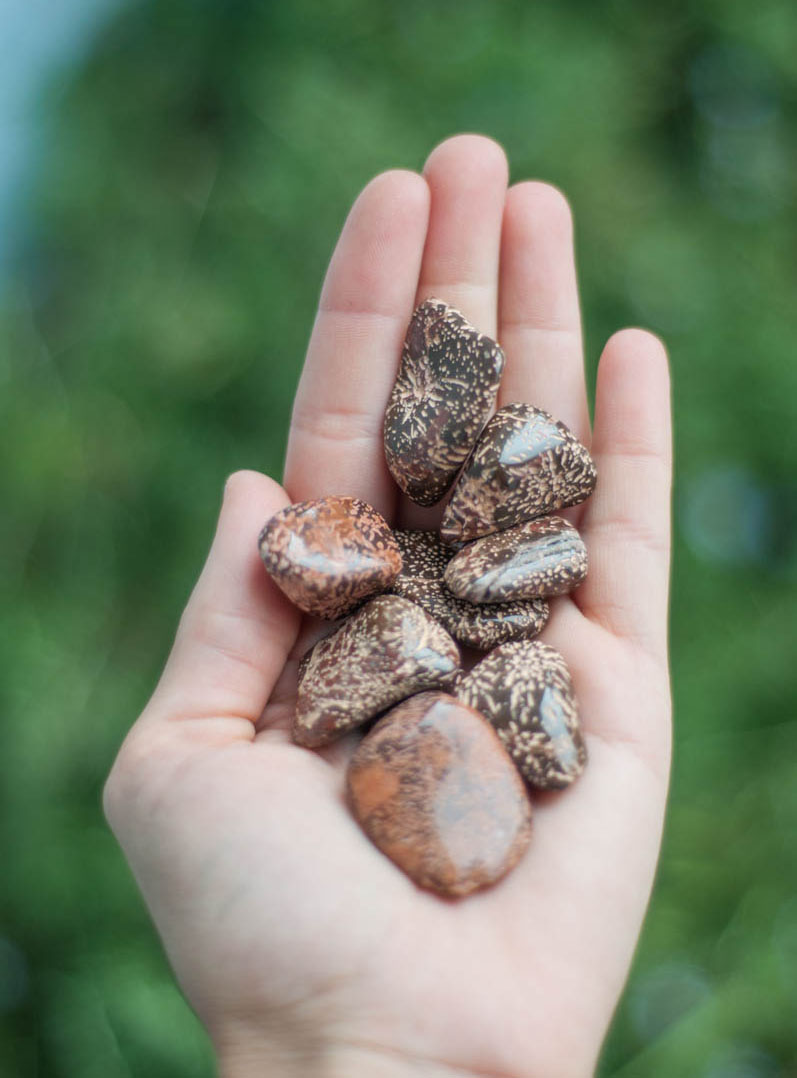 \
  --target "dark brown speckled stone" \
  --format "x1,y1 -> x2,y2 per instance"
293,596 -> 460,748
346,692 -> 533,896
258,496 -> 402,620
444,517 -> 588,603
440,404 -> 597,545
457,640 -> 587,790
391,529 -> 549,650
384,299 -> 505,506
